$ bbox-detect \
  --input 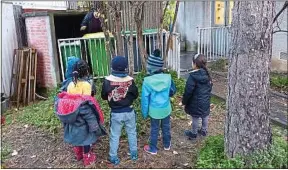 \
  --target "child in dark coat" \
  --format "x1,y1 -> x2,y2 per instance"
101,56 -> 139,165
182,54 -> 213,140
55,60 -> 106,166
